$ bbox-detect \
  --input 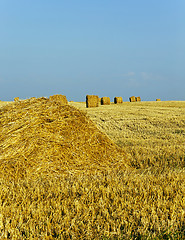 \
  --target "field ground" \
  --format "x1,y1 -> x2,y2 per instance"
0,101 -> 11,107
70,101 -> 185,169
0,100 -> 184,239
